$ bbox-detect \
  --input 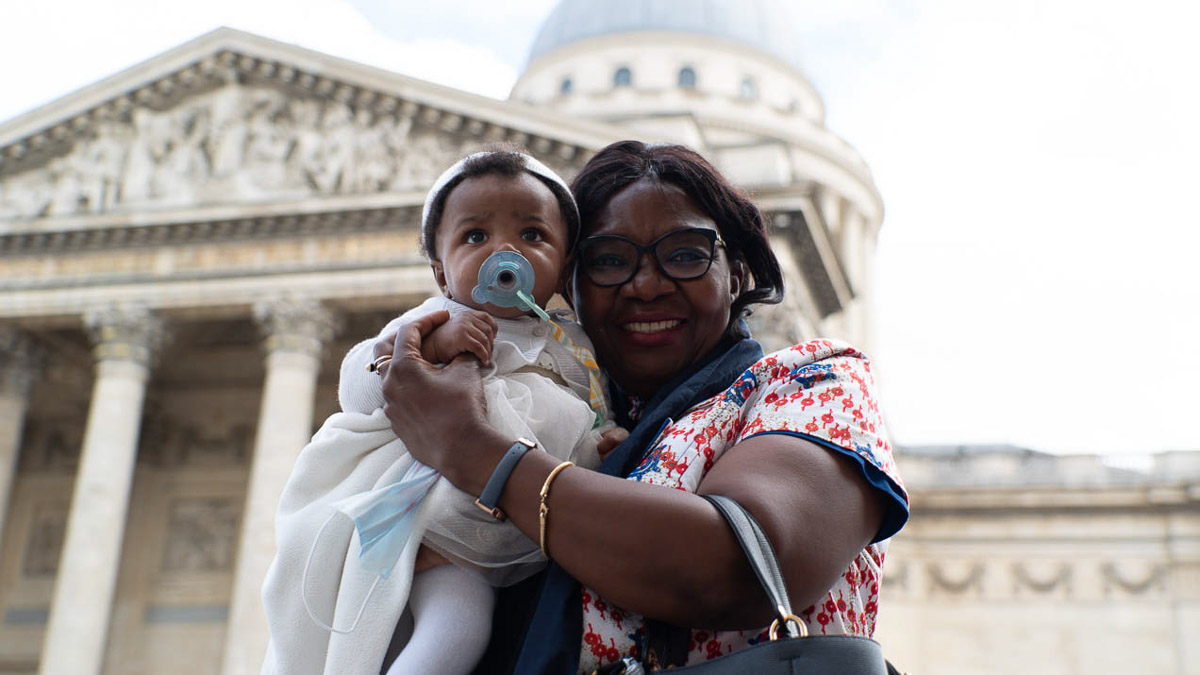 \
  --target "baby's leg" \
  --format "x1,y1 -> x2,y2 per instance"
386,563 -> 494,675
